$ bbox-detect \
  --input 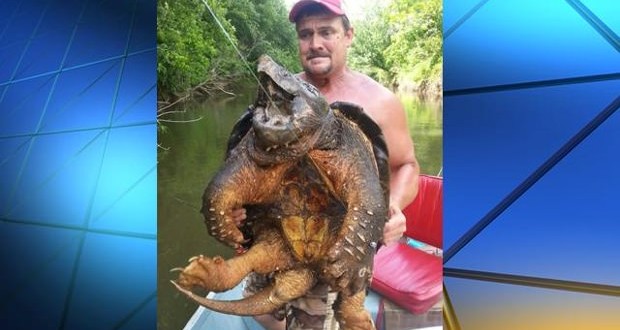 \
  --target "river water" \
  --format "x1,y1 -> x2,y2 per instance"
156,84 -> 442,329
